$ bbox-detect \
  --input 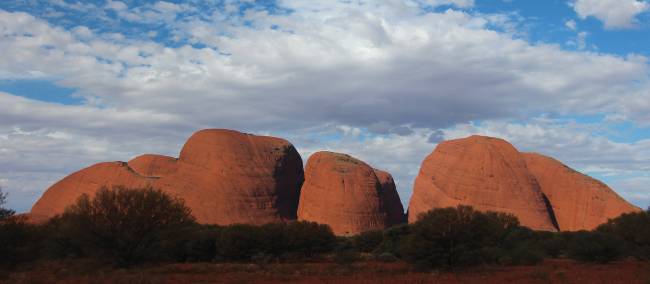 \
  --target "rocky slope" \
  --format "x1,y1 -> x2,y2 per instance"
297,151 -> 404,235
524,153 -> 640,231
